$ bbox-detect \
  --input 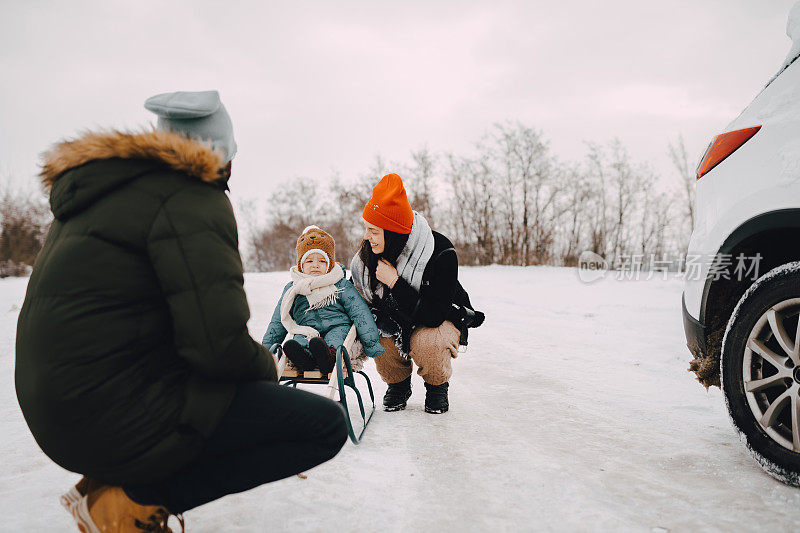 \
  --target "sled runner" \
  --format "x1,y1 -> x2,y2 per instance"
270,325 -> 375,444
